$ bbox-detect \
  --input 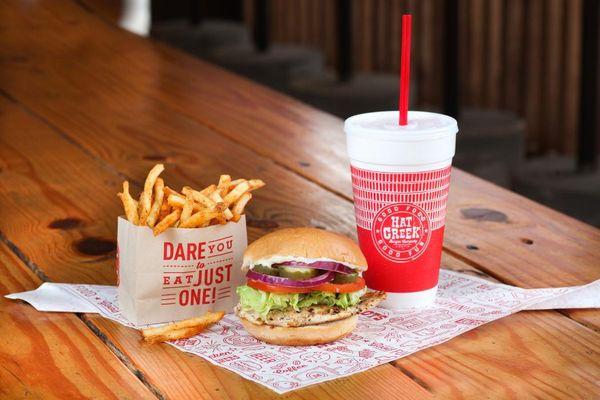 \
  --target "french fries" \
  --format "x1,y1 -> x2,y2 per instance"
223,179 -> 265,206
138,164 -> 164,225
145,178 -> 164,228
153,208 -> 181,236
232,192 -> 252,218
141,311 -> 225,344
182,186 -> 217,210
117,181 -> 139,225
117,164 -> 264,235
209,191 -> 233,220
180,194 -> 194,223
217,174 -> 231,197
179,209 -> 223,228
